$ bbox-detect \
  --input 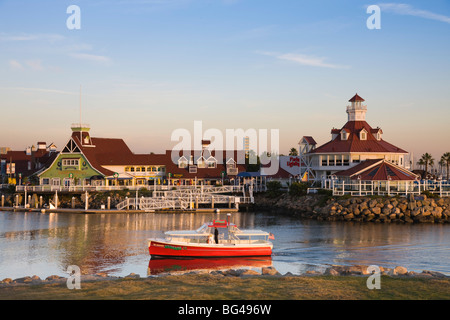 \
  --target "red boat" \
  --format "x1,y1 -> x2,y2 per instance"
147,217 -> 274,258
